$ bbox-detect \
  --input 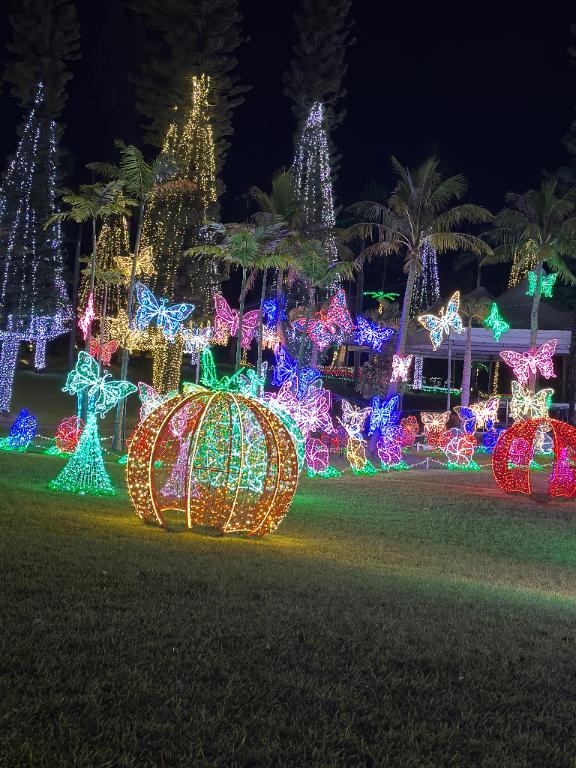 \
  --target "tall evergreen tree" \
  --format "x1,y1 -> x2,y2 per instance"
0,0 -> 80,412
126,0 -> 248,178
284,0 -> 354,163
